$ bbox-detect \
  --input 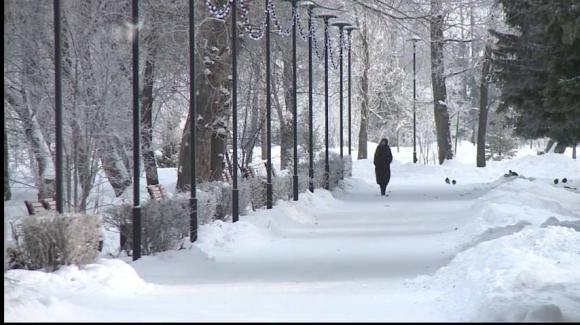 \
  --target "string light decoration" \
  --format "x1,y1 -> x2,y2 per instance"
239,0 -> 268,40
326,23 -> 340,69
295,7 -> 317,41
205,0 -> 234,19
203,0 -> 340,64
269,0 -> 295,36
